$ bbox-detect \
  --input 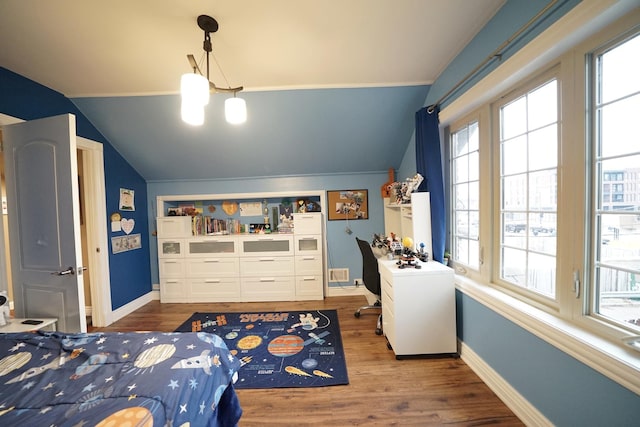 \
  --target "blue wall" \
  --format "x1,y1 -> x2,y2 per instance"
0,67 -> 152,310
